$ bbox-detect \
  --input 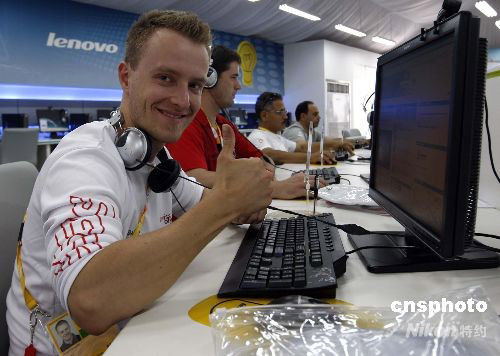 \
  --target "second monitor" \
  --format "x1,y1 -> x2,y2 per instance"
37,109 -> 69,138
